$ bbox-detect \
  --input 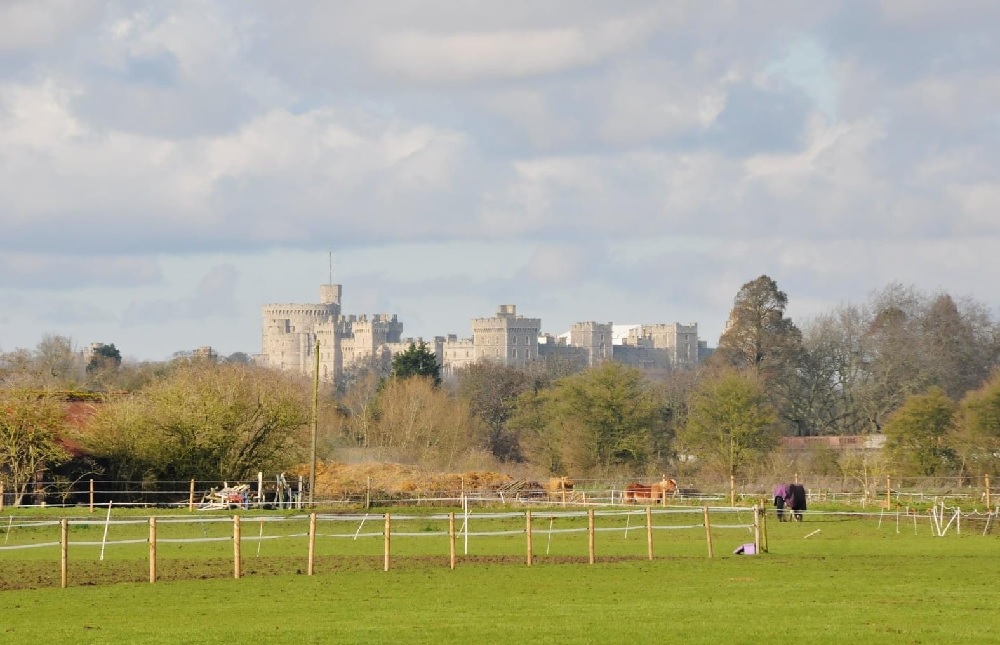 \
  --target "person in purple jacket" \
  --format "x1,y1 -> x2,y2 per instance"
773,483 -> 790,521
